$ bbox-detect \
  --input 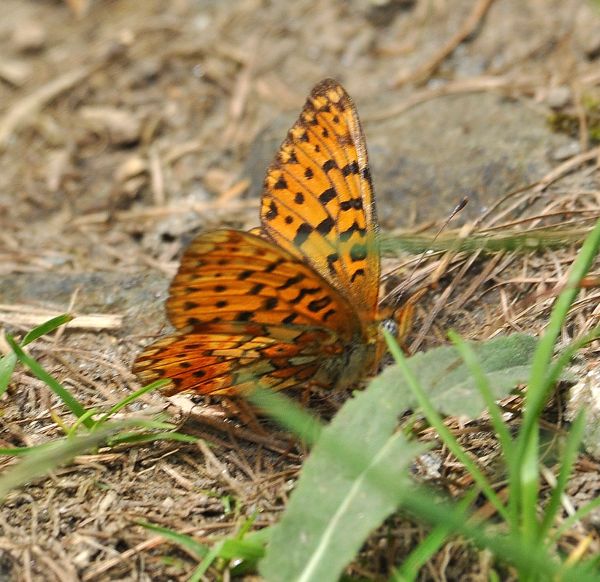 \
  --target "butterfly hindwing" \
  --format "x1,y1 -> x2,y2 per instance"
133,322 -> 343,395
166,229 -> 361,341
